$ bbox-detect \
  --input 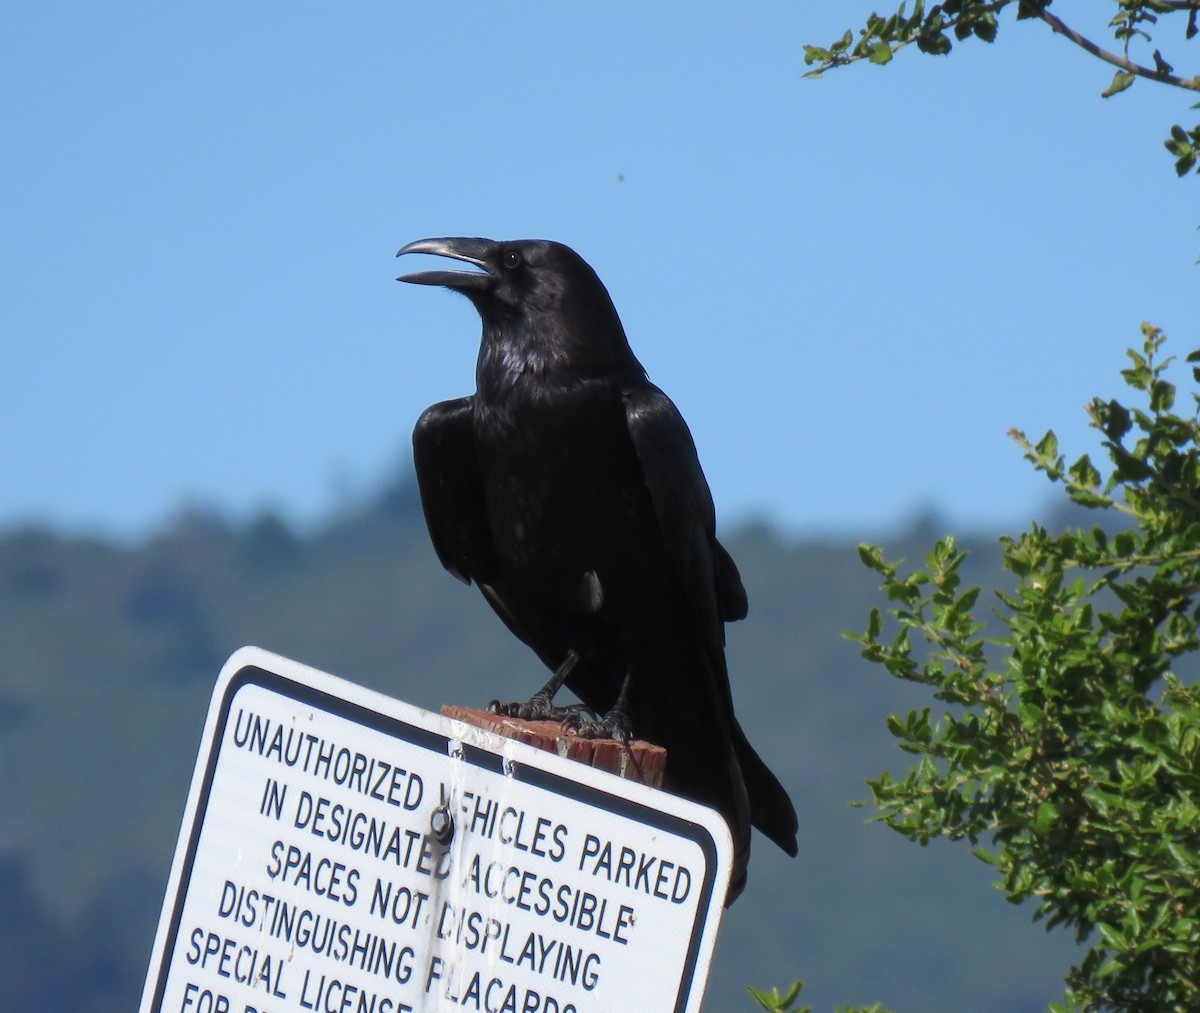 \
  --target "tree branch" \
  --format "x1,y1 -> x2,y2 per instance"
1036,7 -> 1200,92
